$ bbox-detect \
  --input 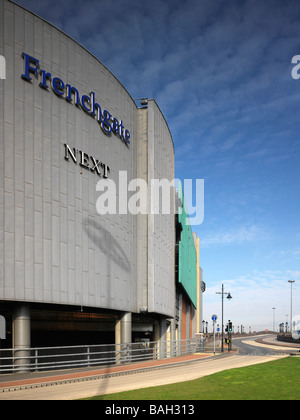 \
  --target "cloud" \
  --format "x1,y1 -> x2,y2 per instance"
201,224 -> 264,248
